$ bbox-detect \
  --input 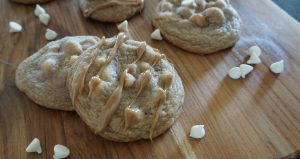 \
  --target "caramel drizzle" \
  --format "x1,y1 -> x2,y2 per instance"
95,68 -> 128,133
97,33 -> 128,78
71,37 -> 106,106
83,0 -> 144,17
149,73 -> 173,140
124,70 -> 151,129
